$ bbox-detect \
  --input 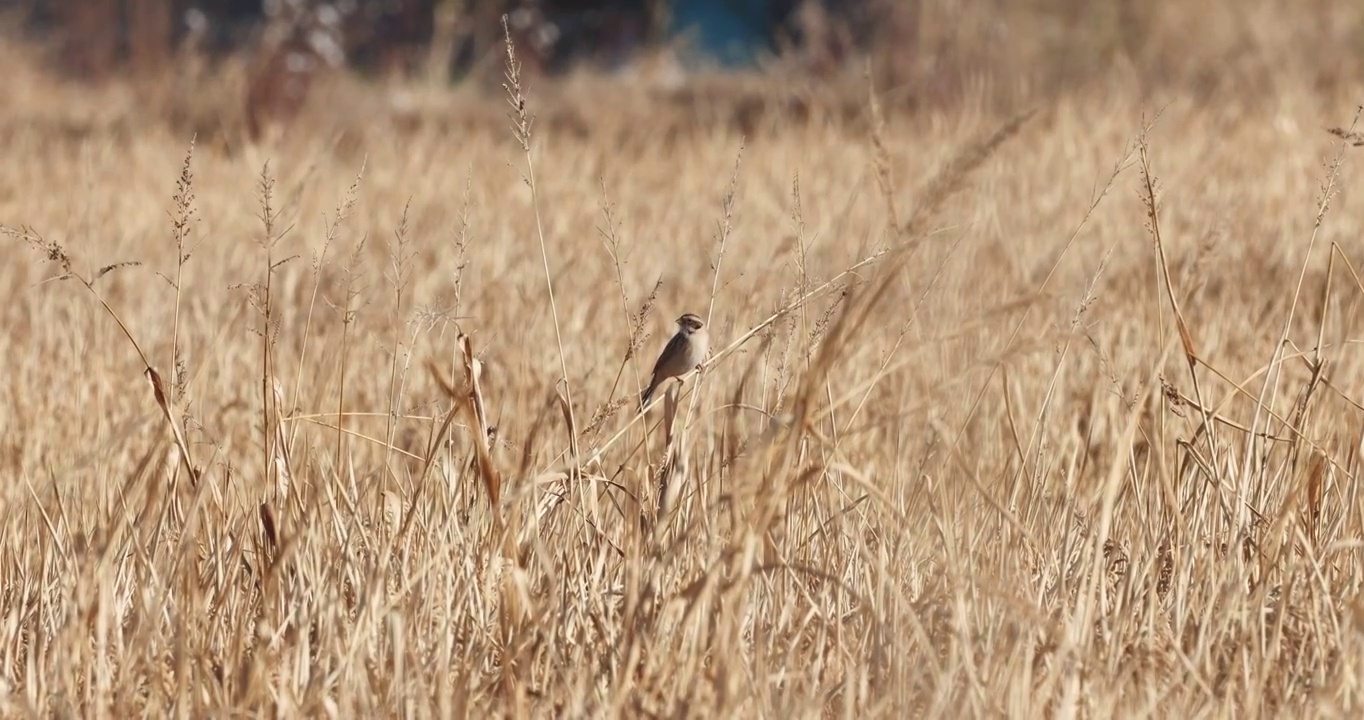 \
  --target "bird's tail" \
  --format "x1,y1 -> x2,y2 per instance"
640,381 -> 658,410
